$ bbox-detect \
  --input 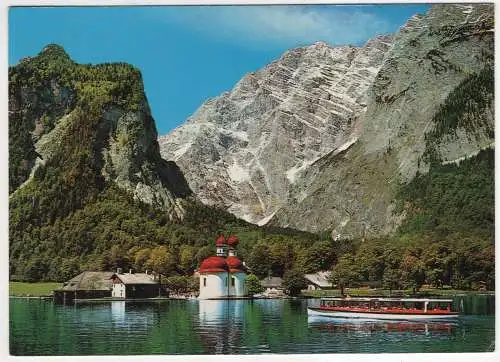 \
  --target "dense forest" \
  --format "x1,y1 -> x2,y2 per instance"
9,45 -> 494,292
8,45 -> 325,282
